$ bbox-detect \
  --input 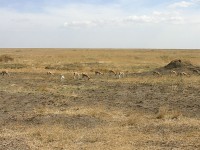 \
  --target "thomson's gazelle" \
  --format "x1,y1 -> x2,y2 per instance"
1,70 -> 10,76
118,72 -> 125,79
60,74 -> 65,82
95,71 -> 104,75
73,72 -> 81,79
82,73 -> 90,80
